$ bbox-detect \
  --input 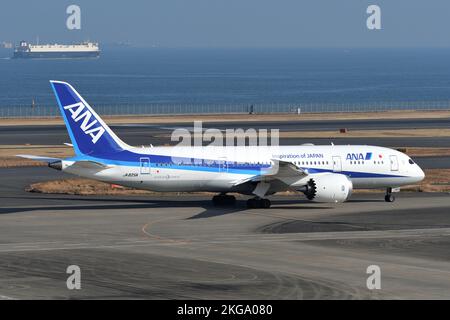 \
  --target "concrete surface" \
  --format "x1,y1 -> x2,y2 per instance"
0,167 -> 449,299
